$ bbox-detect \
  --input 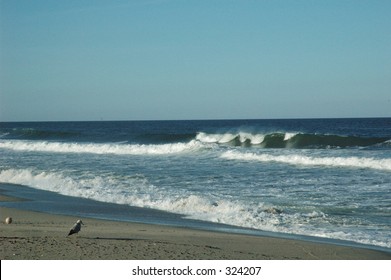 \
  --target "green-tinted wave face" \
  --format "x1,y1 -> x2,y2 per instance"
196,132 -> 390,149
284,133 -> 389,149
